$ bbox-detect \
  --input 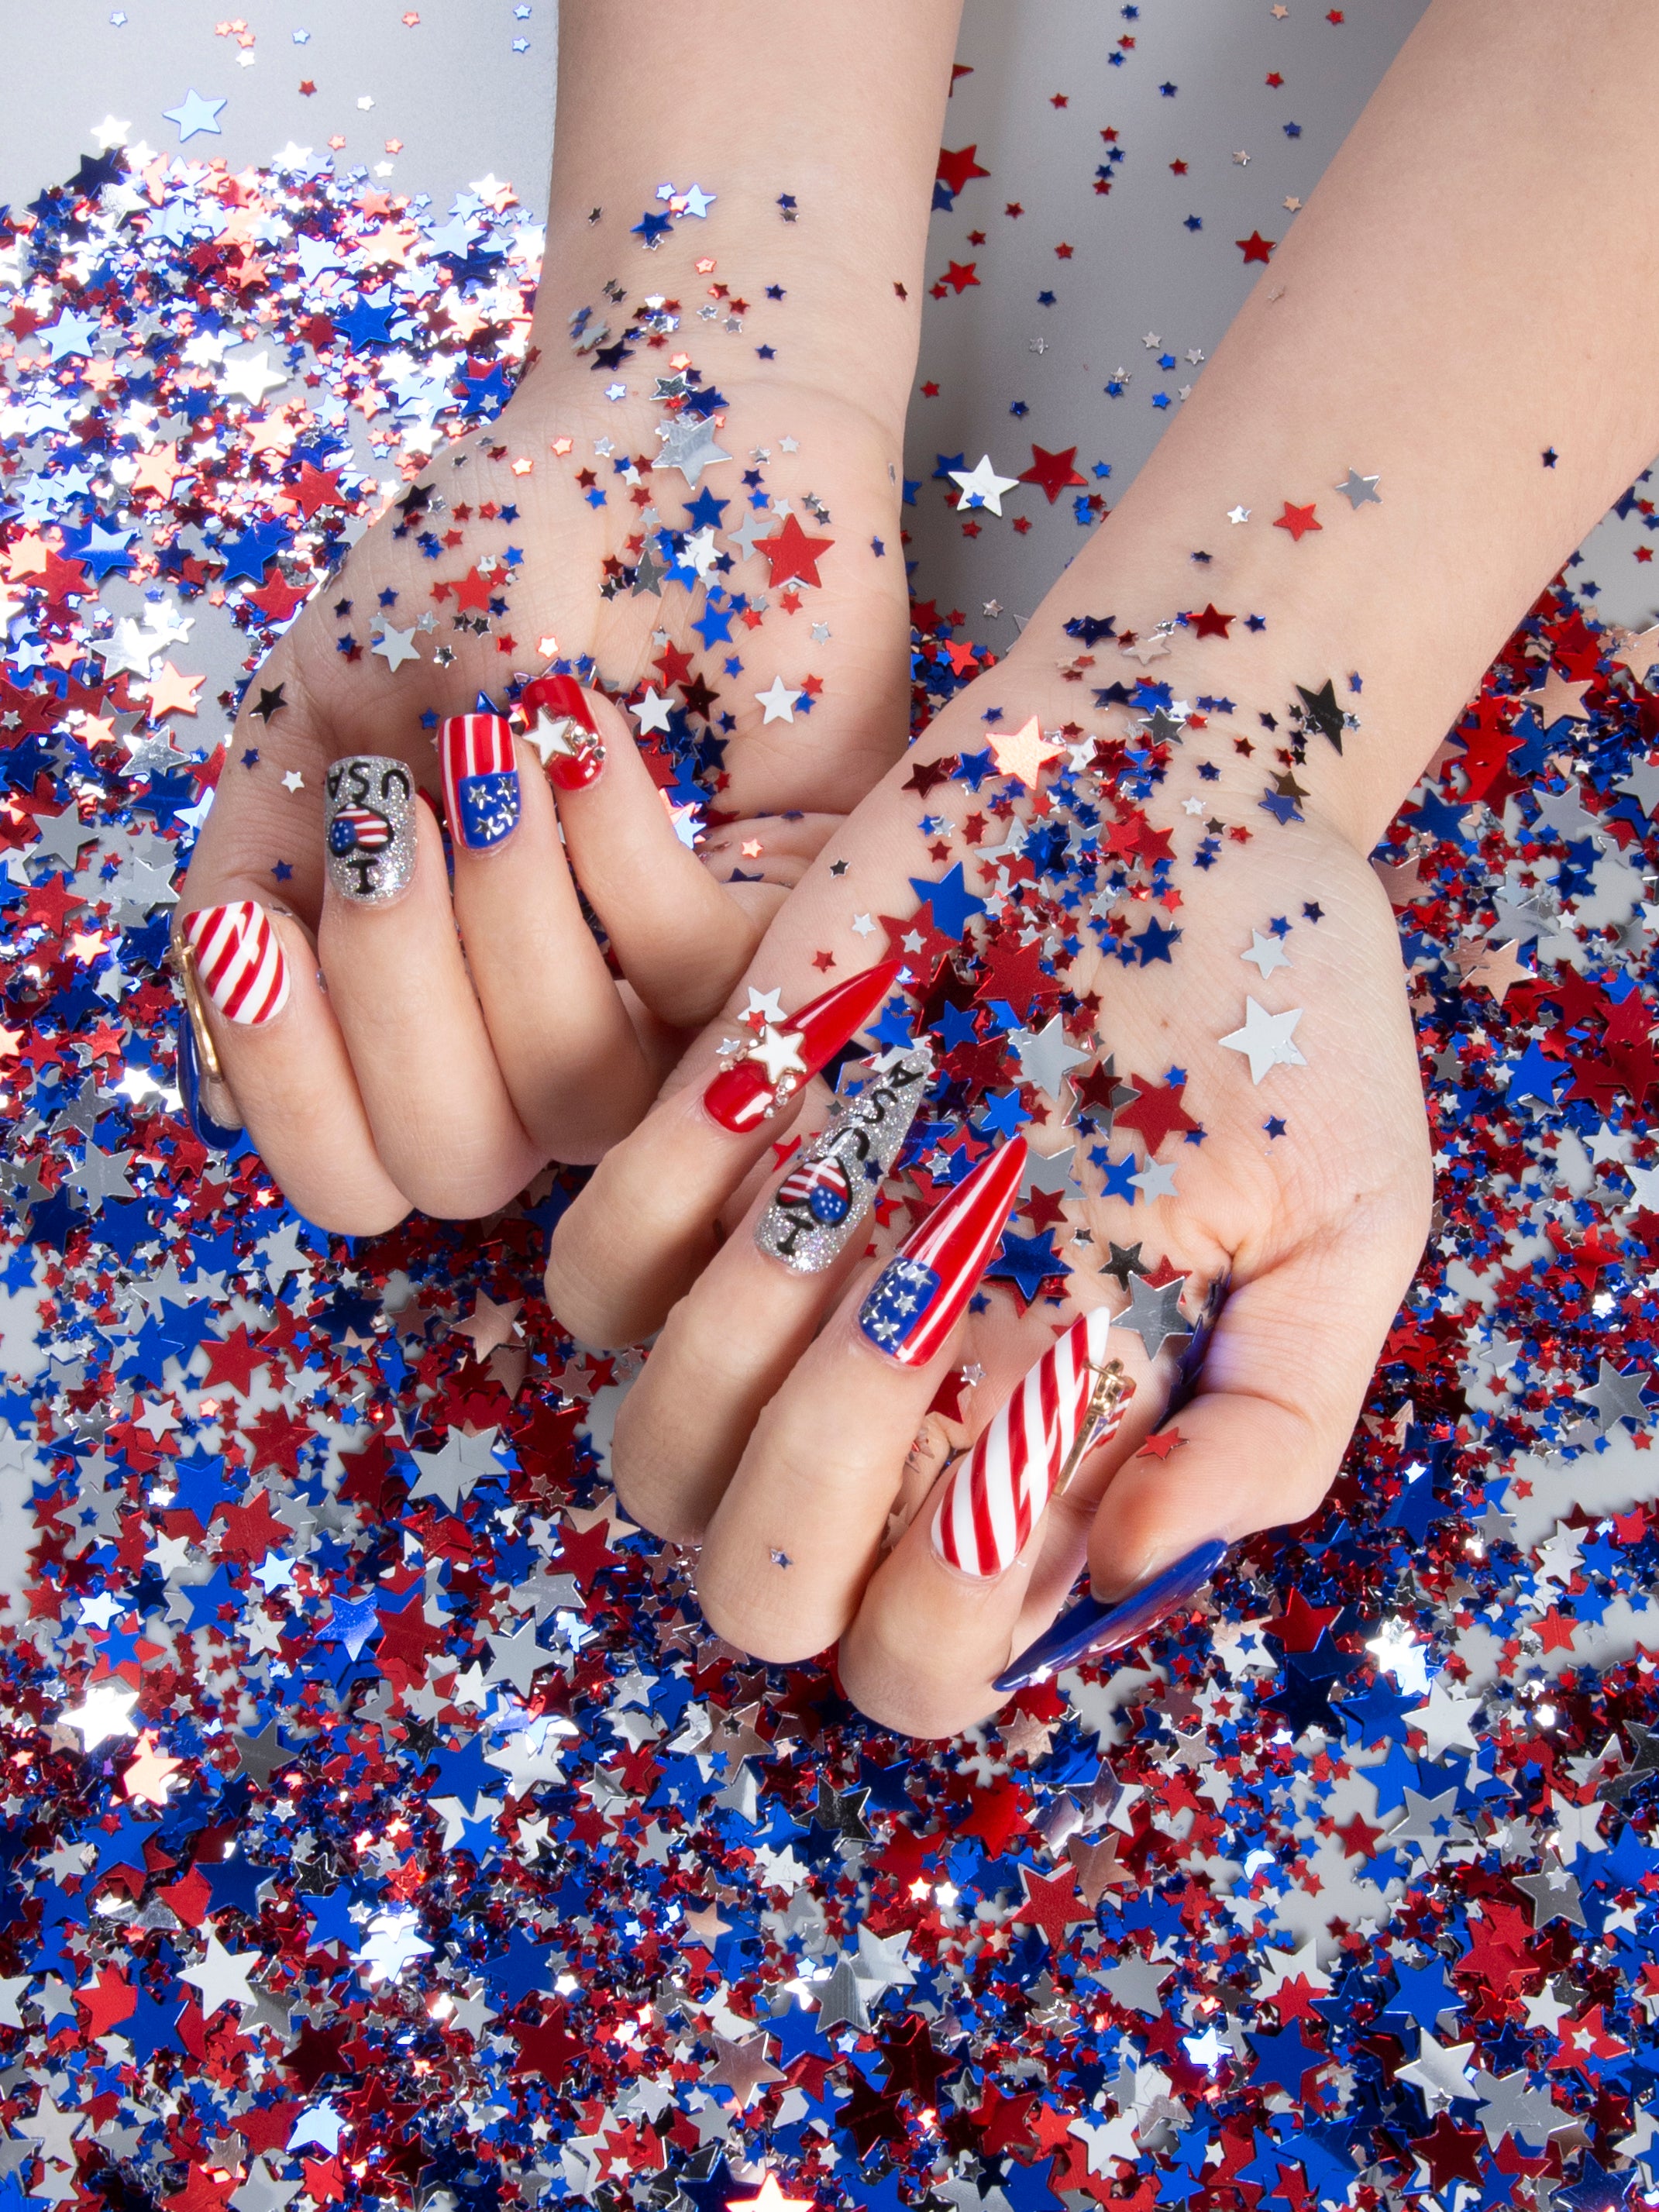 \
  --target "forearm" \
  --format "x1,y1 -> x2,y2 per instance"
1007,0 -> 1659,852
524,0 -> 965,440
